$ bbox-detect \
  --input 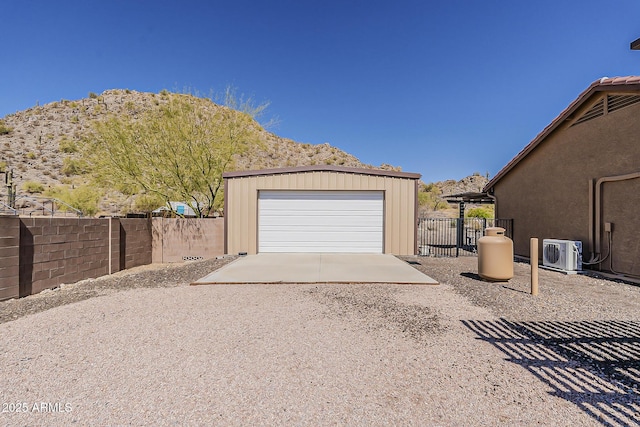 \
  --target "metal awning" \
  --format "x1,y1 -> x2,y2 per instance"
445,192 -> 494,204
